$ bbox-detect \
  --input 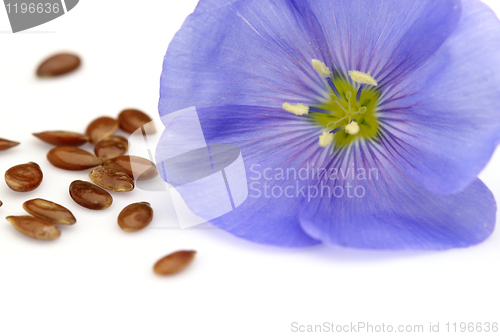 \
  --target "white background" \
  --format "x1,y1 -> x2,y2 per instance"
1,1 -> 500,335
